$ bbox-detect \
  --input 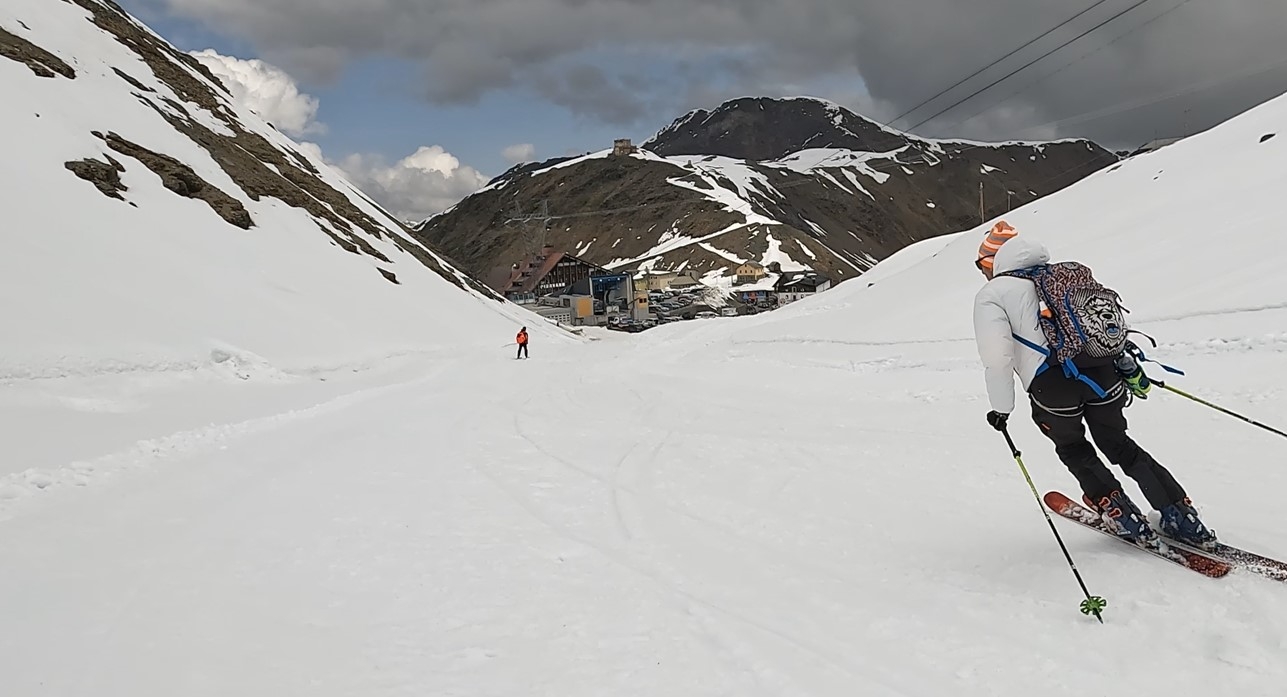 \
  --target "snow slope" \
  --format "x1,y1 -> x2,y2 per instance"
4,9 -> 1287,697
